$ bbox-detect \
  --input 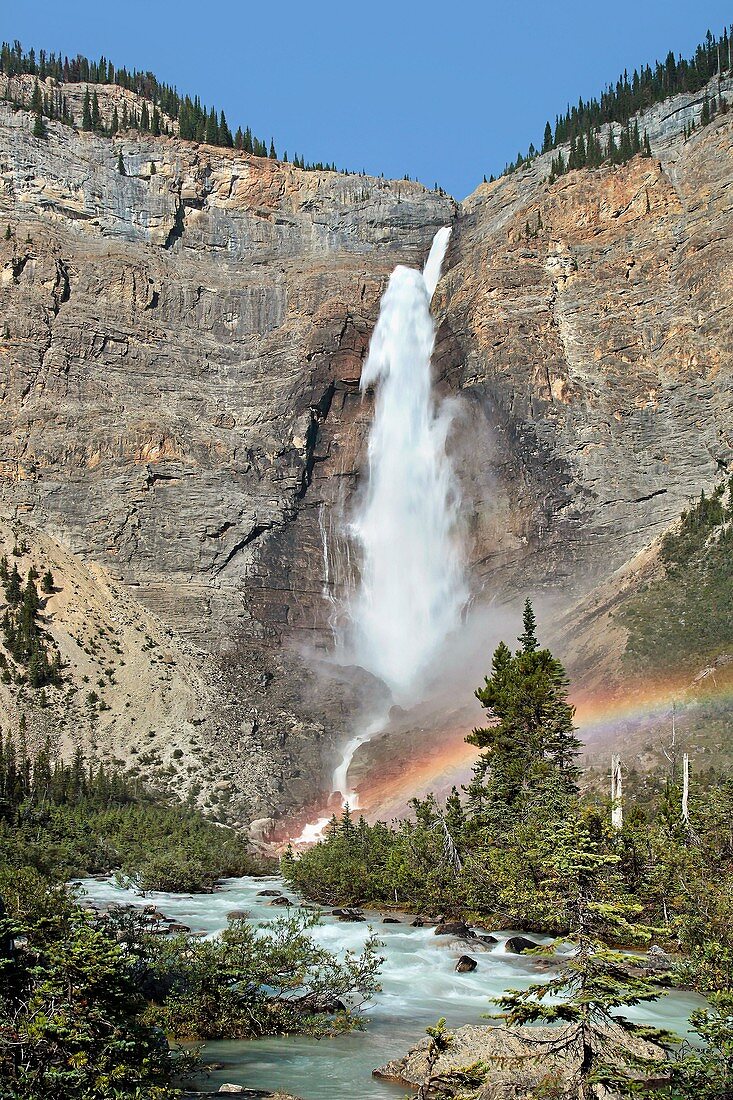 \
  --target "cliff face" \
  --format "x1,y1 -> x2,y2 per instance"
436,82 -> 733,605
1,80 -> 731,824
0,99 -> 454,821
